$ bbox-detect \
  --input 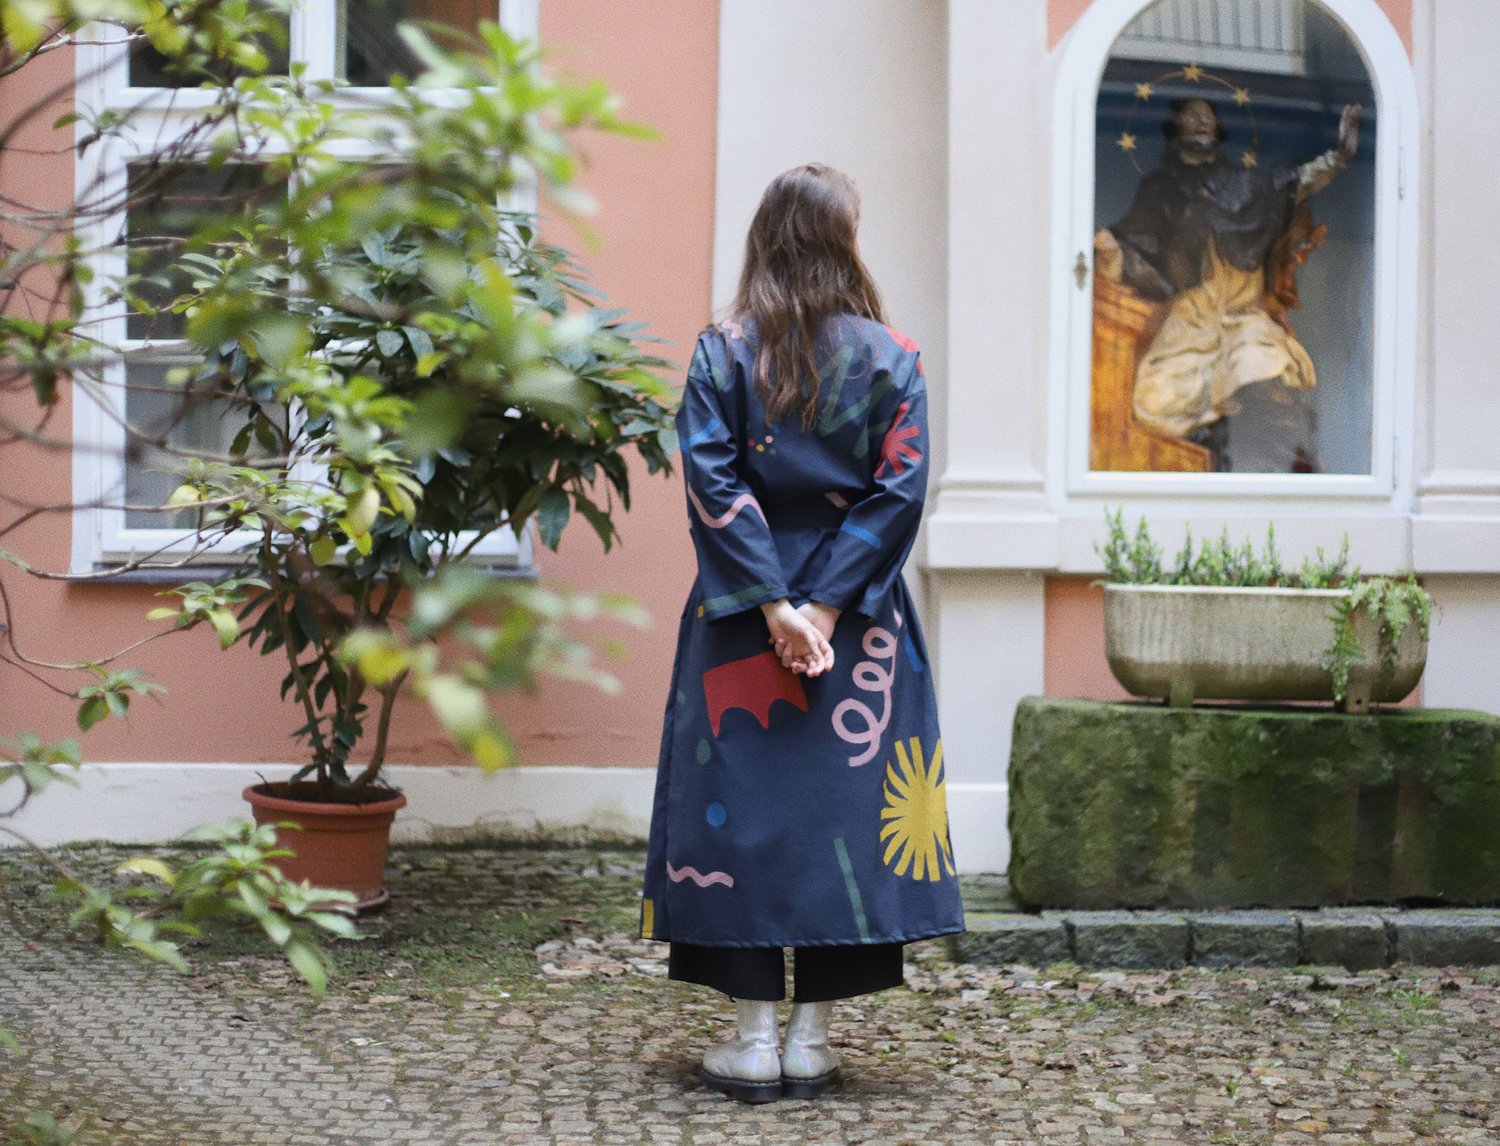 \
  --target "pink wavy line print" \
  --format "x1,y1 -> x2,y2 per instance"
686,486 -> 766,531
666,861 -> 735,889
